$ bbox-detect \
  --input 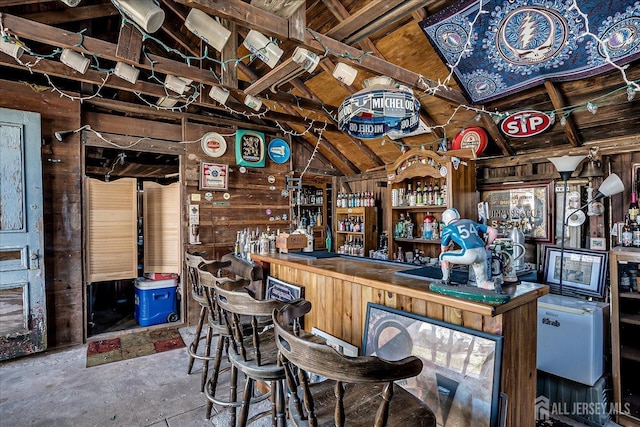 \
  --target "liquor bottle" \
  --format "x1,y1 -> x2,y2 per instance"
416,181 -> 423,205
634,220 -> 640,248
427,181 -> 434,205
629,192 -> 639,222
622,214 -> 633,247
